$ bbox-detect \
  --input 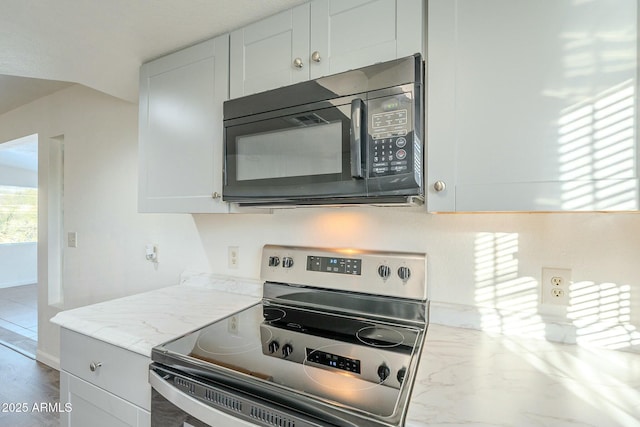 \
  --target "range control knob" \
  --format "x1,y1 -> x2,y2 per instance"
397,367 -> 407,384
268,341 -> 280,354
377,364 -> 390,382
282,344 -> 293,358
282,257 -> 294,268
268,256 -> 280,267
378,265 -> 391,280
398,266 -> 411,281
